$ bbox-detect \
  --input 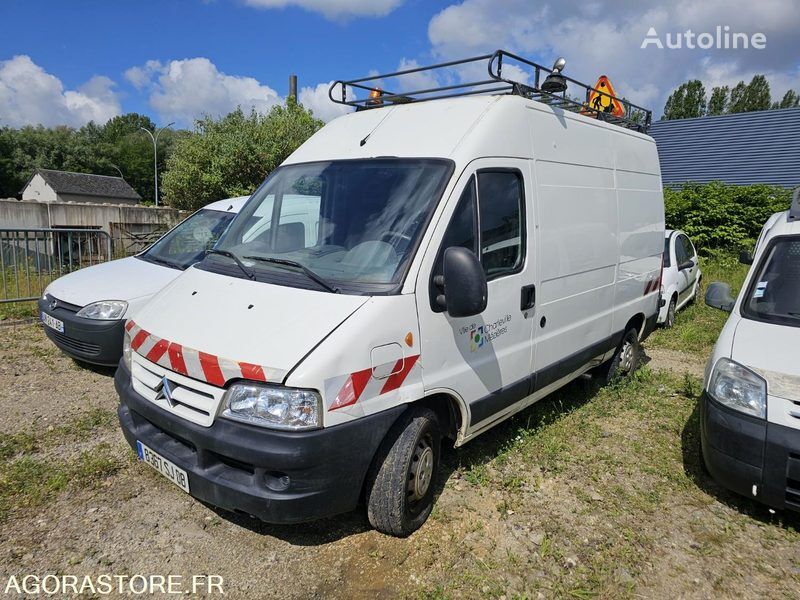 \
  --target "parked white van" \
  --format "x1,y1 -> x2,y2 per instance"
39,197 -> 247,366
115,52 -> 665,535
702,188 -> 800,511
